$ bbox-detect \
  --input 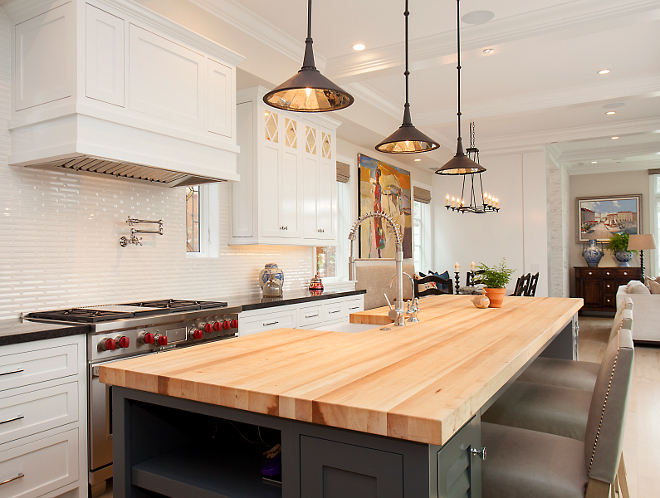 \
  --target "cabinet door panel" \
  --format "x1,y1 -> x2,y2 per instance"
232,102 -> 254,237
437,416 -> 481,498
207,58 -> 233,137
85,4 -> 125,107
302,155 -> 318,238
260,143 -> 281,237
129,24 -> 205,128
15,3 -> 74,111
581,279 -> 601,308
317,158 -> 335,239
280,148 -> 301,237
